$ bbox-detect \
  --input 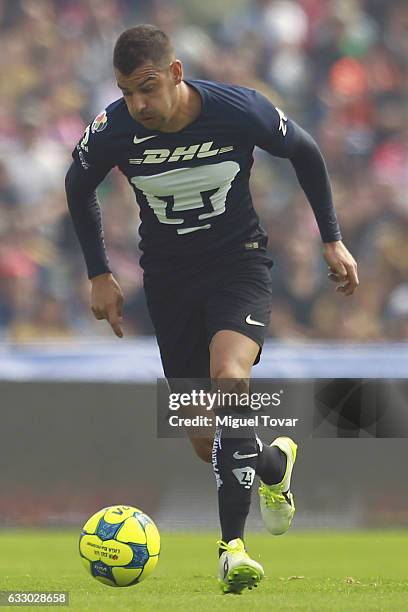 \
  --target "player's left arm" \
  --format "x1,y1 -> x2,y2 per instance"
287,124 -> 358,296
248,91 -> 359,296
